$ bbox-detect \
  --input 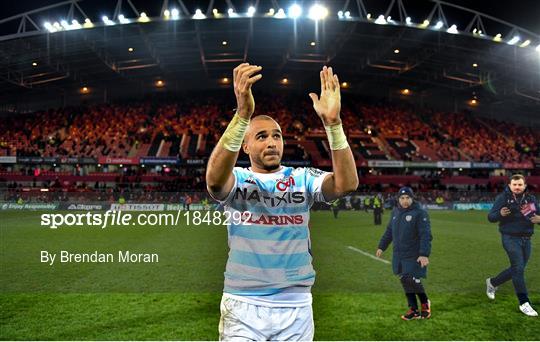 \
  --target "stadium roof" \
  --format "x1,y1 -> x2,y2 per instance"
0,0 -> 539,123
